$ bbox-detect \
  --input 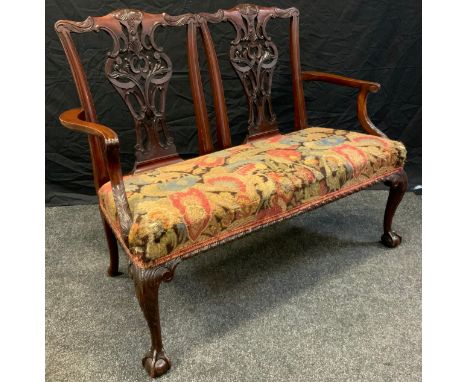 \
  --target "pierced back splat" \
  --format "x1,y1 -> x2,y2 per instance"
55,9 -> 198,173
199,4 -> 305,141
229,5 -> 279,138
105,10 -> 177,170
